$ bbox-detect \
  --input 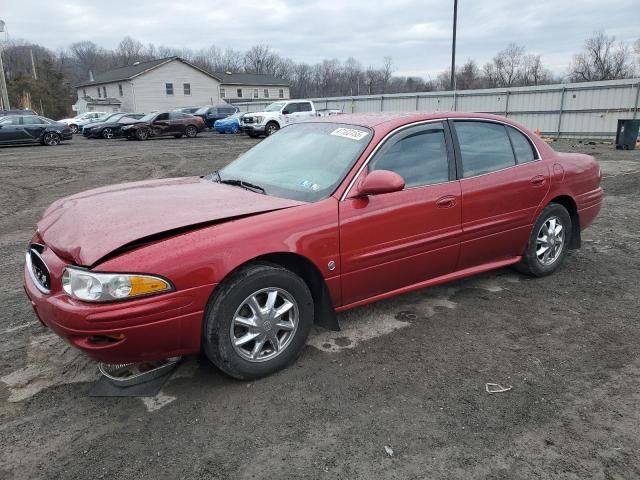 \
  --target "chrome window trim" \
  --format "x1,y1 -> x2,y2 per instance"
340,119 -> 446,201
340,117 -> 543,201
26,248 -> 51,294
